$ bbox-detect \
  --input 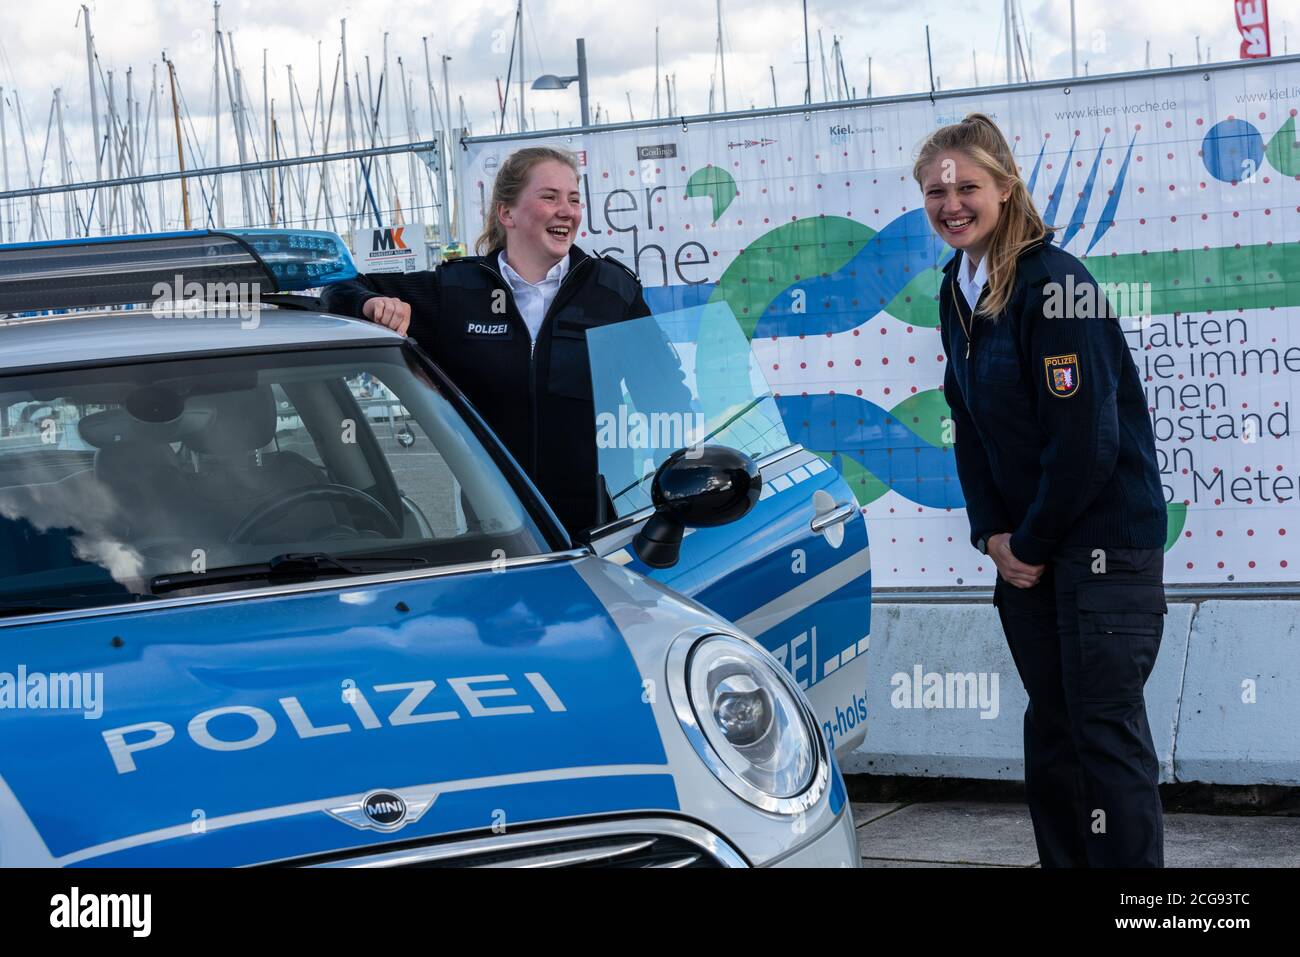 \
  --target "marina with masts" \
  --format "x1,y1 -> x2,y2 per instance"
0,0 -> 1257,251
